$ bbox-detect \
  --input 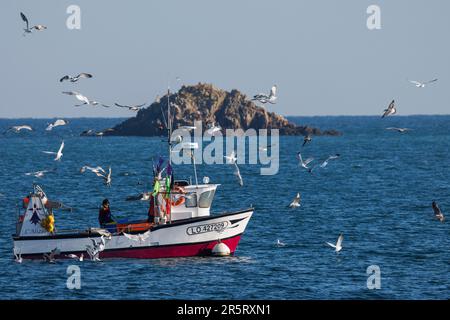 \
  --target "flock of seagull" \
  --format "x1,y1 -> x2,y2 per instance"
11,11 -> 446,260
278,78 -> 444,251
